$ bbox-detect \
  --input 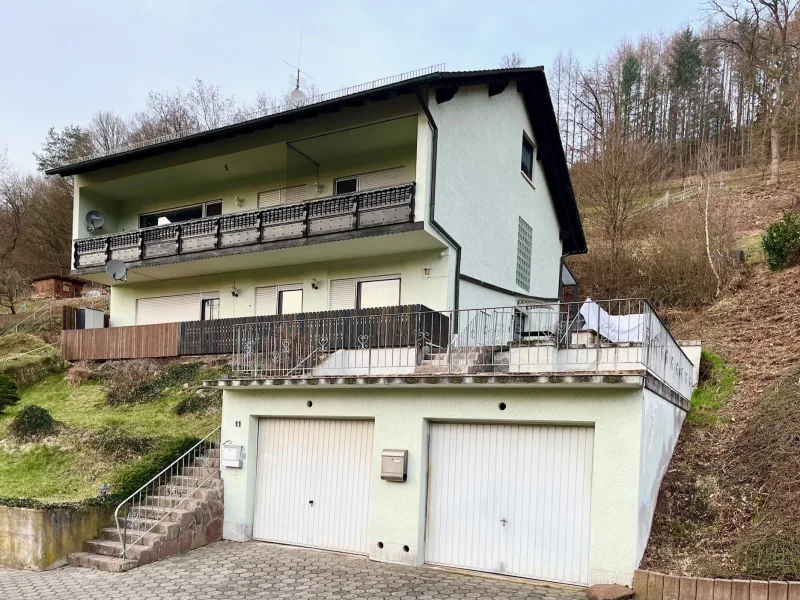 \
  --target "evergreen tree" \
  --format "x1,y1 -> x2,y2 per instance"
0,374 -> 20,413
